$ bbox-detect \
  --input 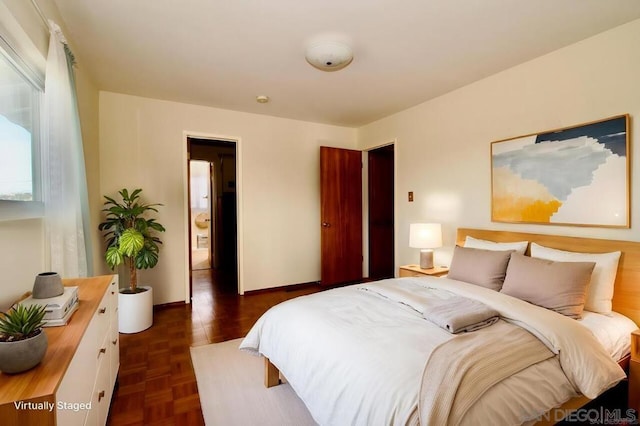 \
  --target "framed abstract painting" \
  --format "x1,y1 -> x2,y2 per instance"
491,114 -> 630,228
